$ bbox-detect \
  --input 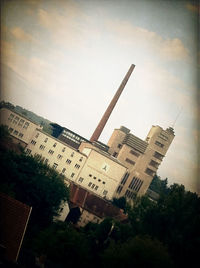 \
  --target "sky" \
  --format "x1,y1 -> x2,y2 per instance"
1,0 -> 199,194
